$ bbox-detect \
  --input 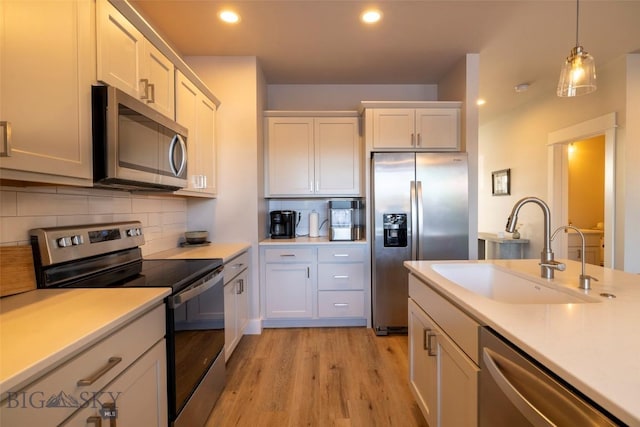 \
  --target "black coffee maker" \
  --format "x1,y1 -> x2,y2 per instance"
270,210 -> 296,239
